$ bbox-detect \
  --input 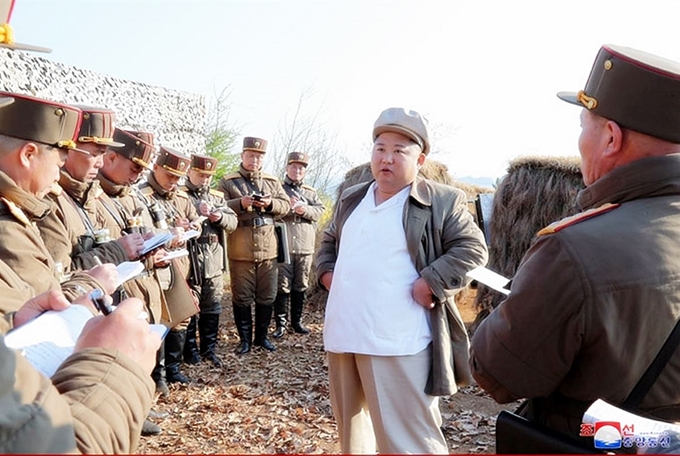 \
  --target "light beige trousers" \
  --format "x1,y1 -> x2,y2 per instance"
327,347 -> 448,454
